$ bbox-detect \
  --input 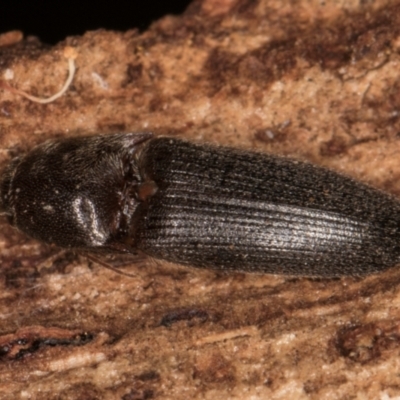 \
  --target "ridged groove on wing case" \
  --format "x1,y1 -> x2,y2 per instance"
135,138 -> 400,276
